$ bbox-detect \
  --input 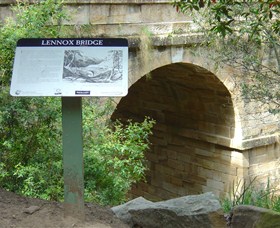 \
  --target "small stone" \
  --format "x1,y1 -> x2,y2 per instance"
23,205 -> 40,214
